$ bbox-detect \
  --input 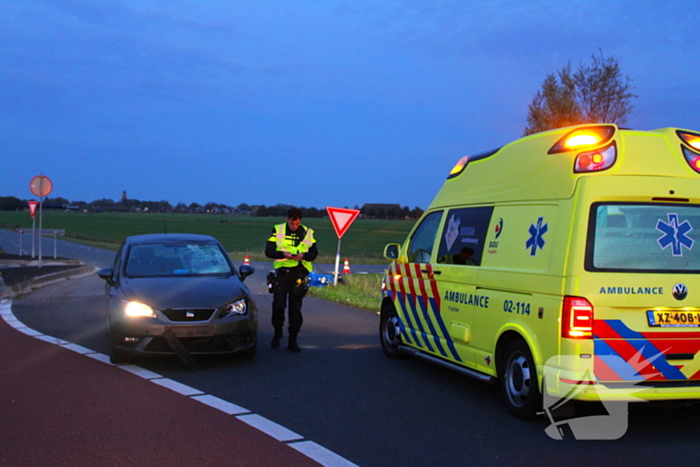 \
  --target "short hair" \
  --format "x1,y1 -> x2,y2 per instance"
460,247 -> 474,256
287,207 -> 303,220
